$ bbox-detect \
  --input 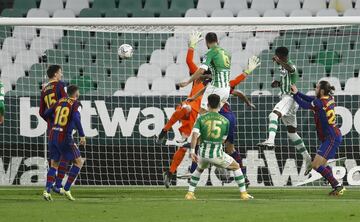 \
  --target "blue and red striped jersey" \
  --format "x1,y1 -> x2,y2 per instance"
39,80 -> 67,122
293,92 -> 341,141
44,97 -> 85,143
